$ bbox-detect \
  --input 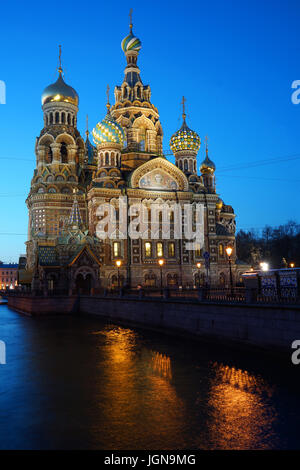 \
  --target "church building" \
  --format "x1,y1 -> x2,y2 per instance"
23,19 -> 245,294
